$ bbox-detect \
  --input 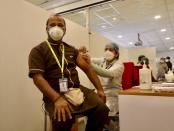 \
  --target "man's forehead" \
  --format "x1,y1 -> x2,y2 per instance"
48,15 -> 65,23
